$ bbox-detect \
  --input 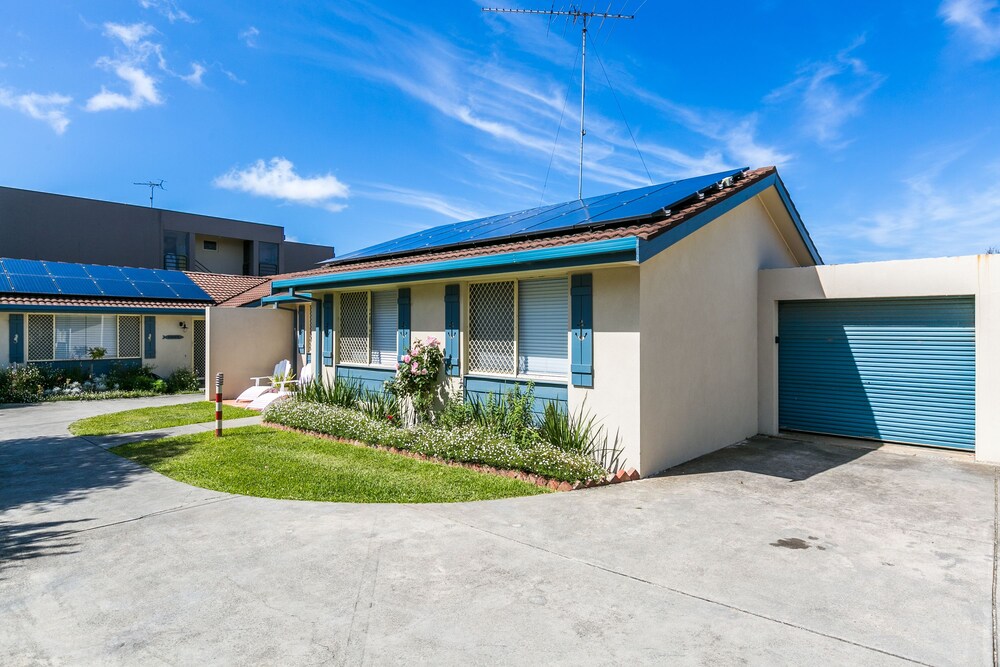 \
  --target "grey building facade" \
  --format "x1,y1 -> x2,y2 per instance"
0,186 -> 333,276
